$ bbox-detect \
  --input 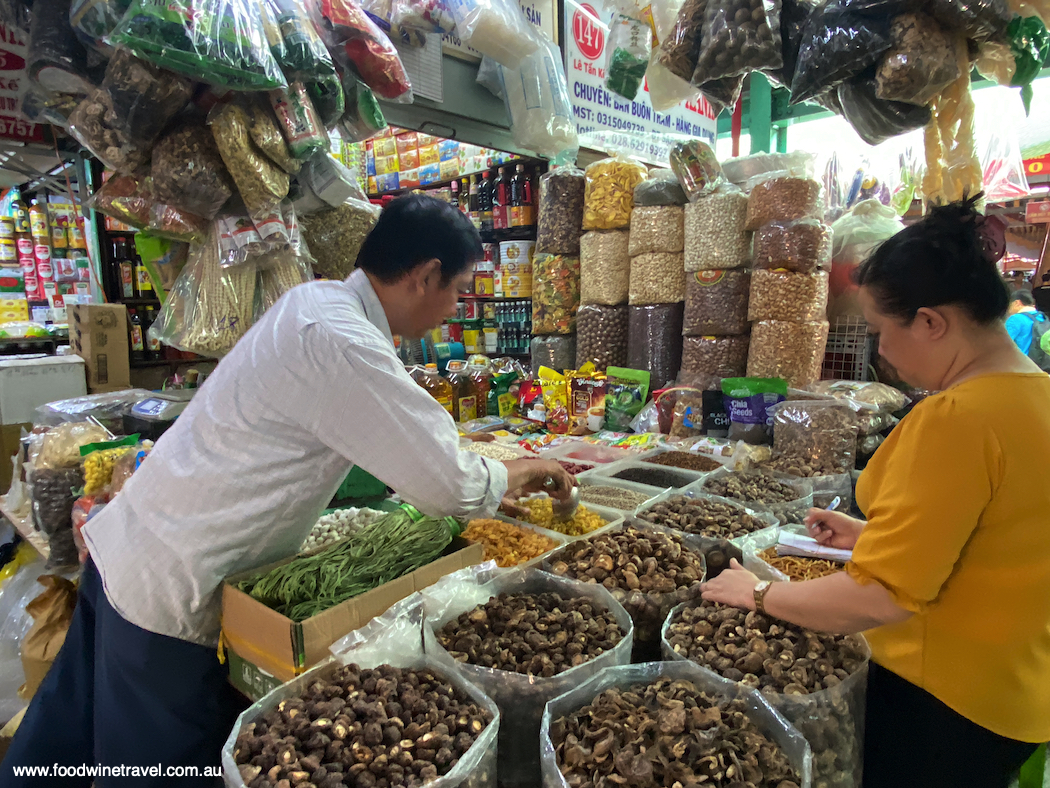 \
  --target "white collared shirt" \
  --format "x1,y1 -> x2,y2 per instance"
83,270 -> 508,646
